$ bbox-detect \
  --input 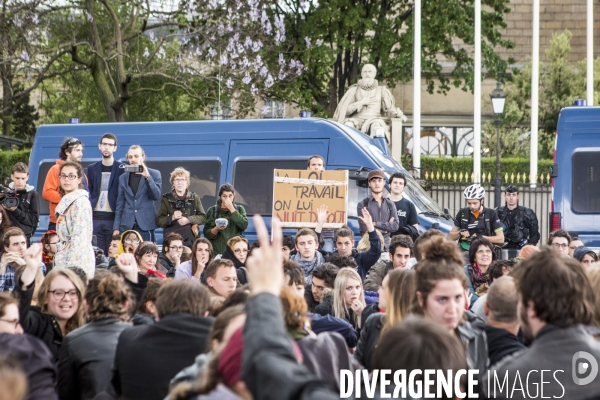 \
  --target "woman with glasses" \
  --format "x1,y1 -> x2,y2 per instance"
156,167 -> 206,248
220,236 -> 249,284
54,162 -> 95,278
464,236 -> 497,307
135,242 -> 167,279
159,233 -> 184,277
0,292 -> 23,334
175,238 -> 214,283
15,244 -> 86,362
